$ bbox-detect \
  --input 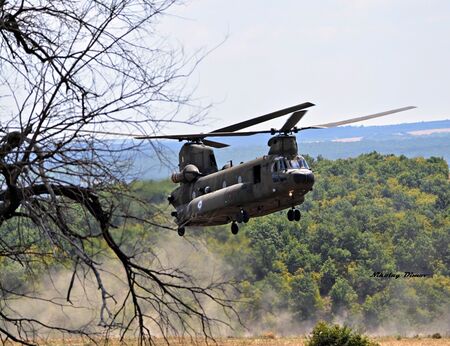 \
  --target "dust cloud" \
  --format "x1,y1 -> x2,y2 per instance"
3,232 -> 235,339
4,232 -> 449,339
